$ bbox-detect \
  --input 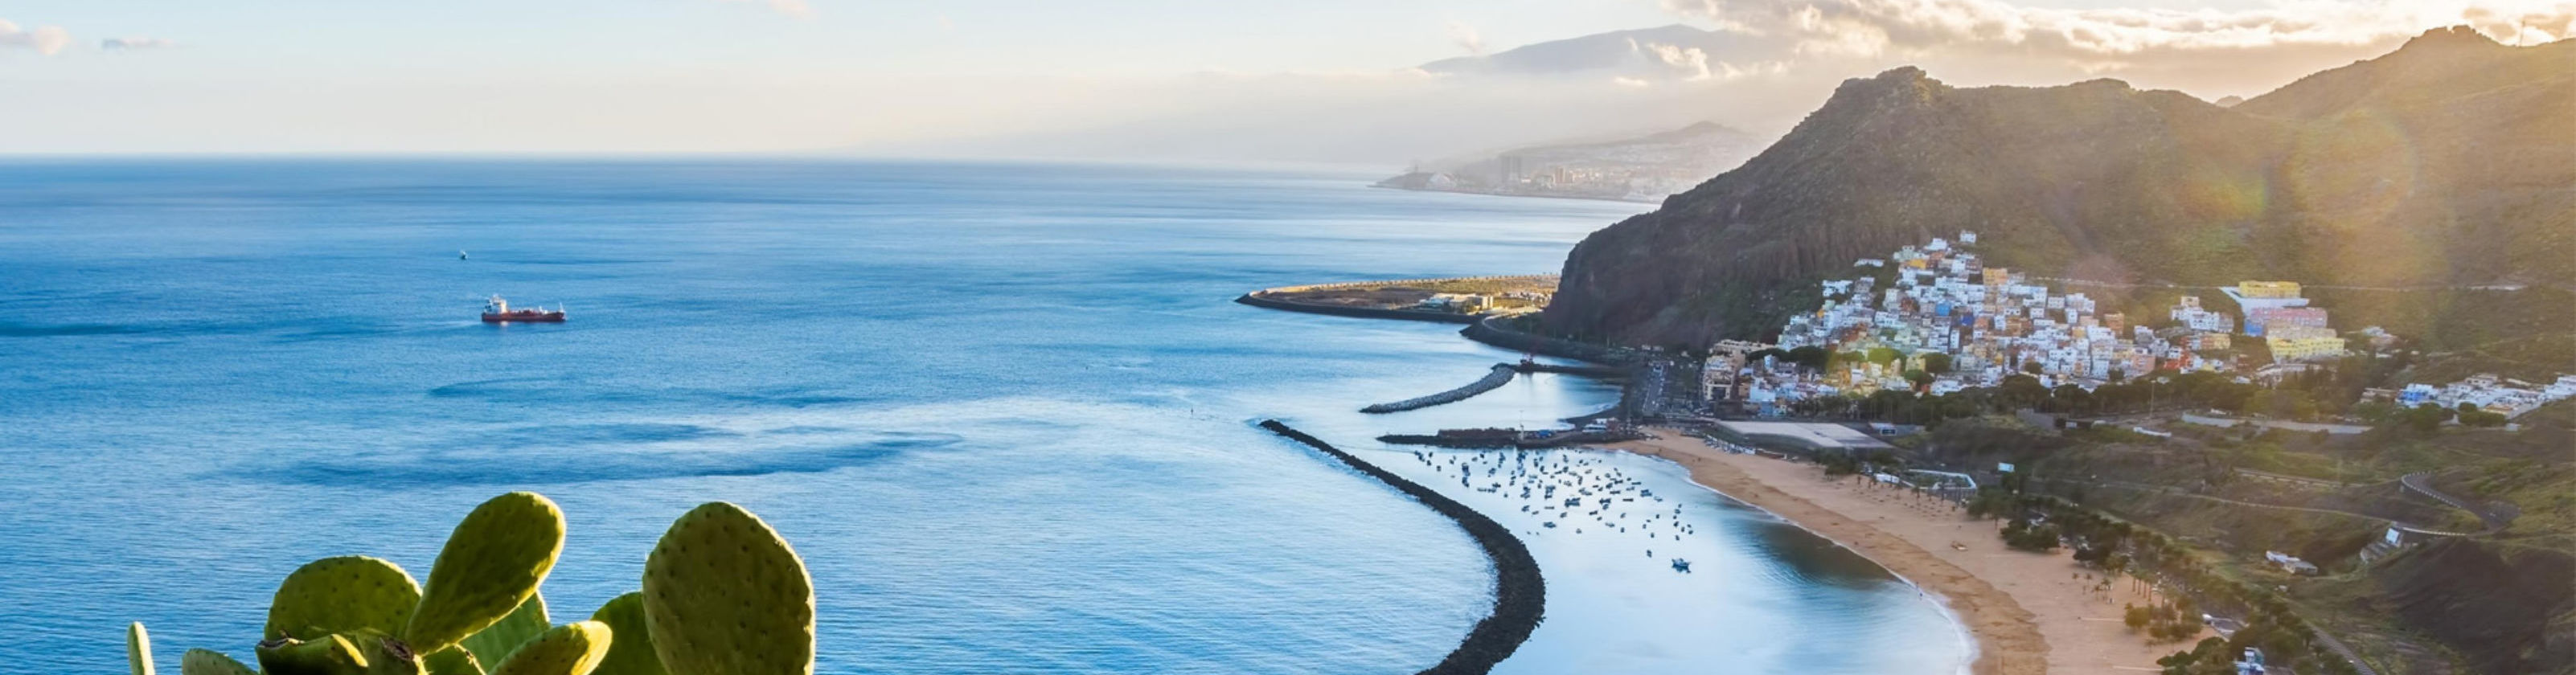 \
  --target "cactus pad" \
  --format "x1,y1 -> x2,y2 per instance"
403,492 -> 566,654
256,634 -> 370,675
179,649 -> 256,675
128,622 -> 154,675
422,648 -> 484,675
349,630 -> 425,675
642,502 -> 814,675
486,621 -> 612,675
585,592 -> 664,675
460,594 -> 549,667
267,556 -> 423,640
